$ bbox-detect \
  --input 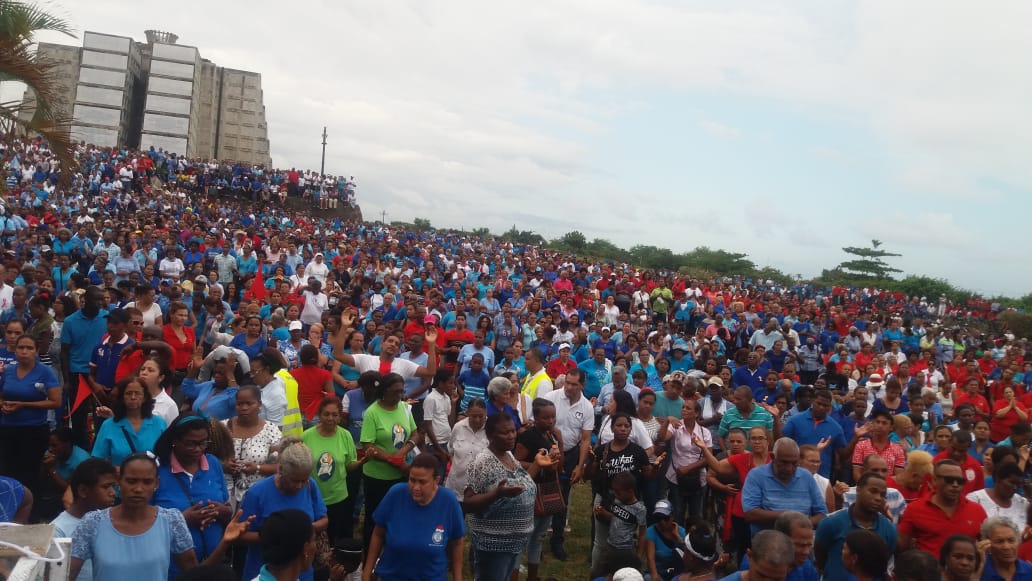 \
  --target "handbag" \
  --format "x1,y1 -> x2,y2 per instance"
533,433 -> 566,516
534,471 -> 565,516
